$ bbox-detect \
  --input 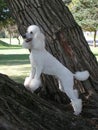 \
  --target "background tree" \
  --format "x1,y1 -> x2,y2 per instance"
62,0 -> 72,4
70,0 -> 98,47
0,0 -> 19,44
0,0 -> 98,129
0,0 -> 13,27
0,0 -> 9,23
